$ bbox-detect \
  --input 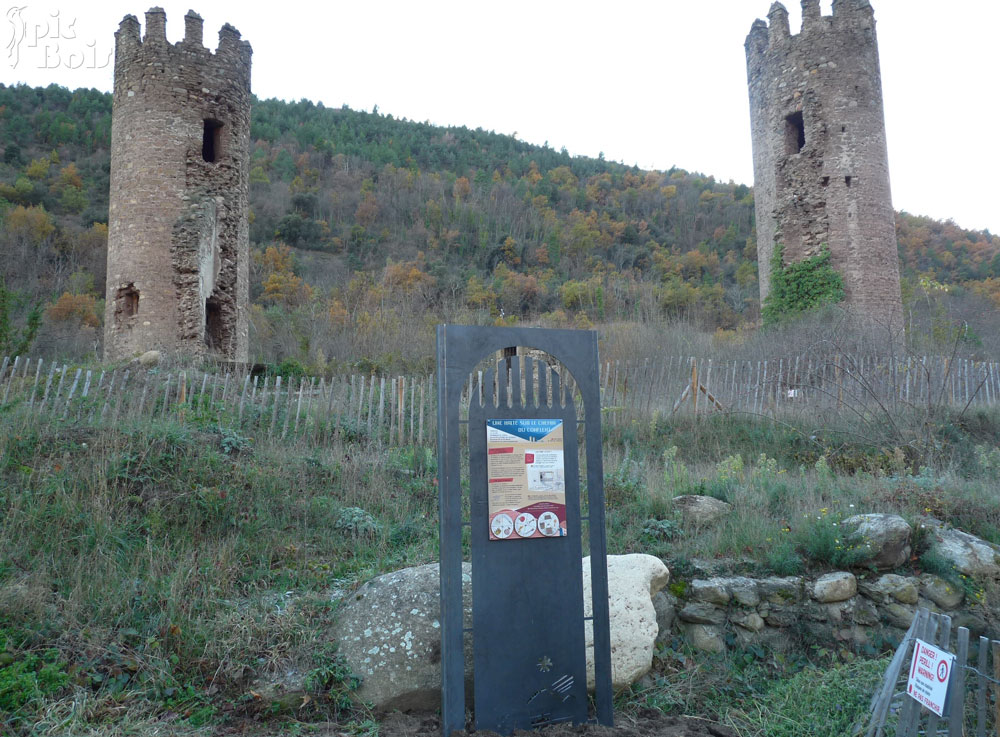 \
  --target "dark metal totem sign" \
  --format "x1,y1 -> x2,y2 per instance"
436,325 -> 612,736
